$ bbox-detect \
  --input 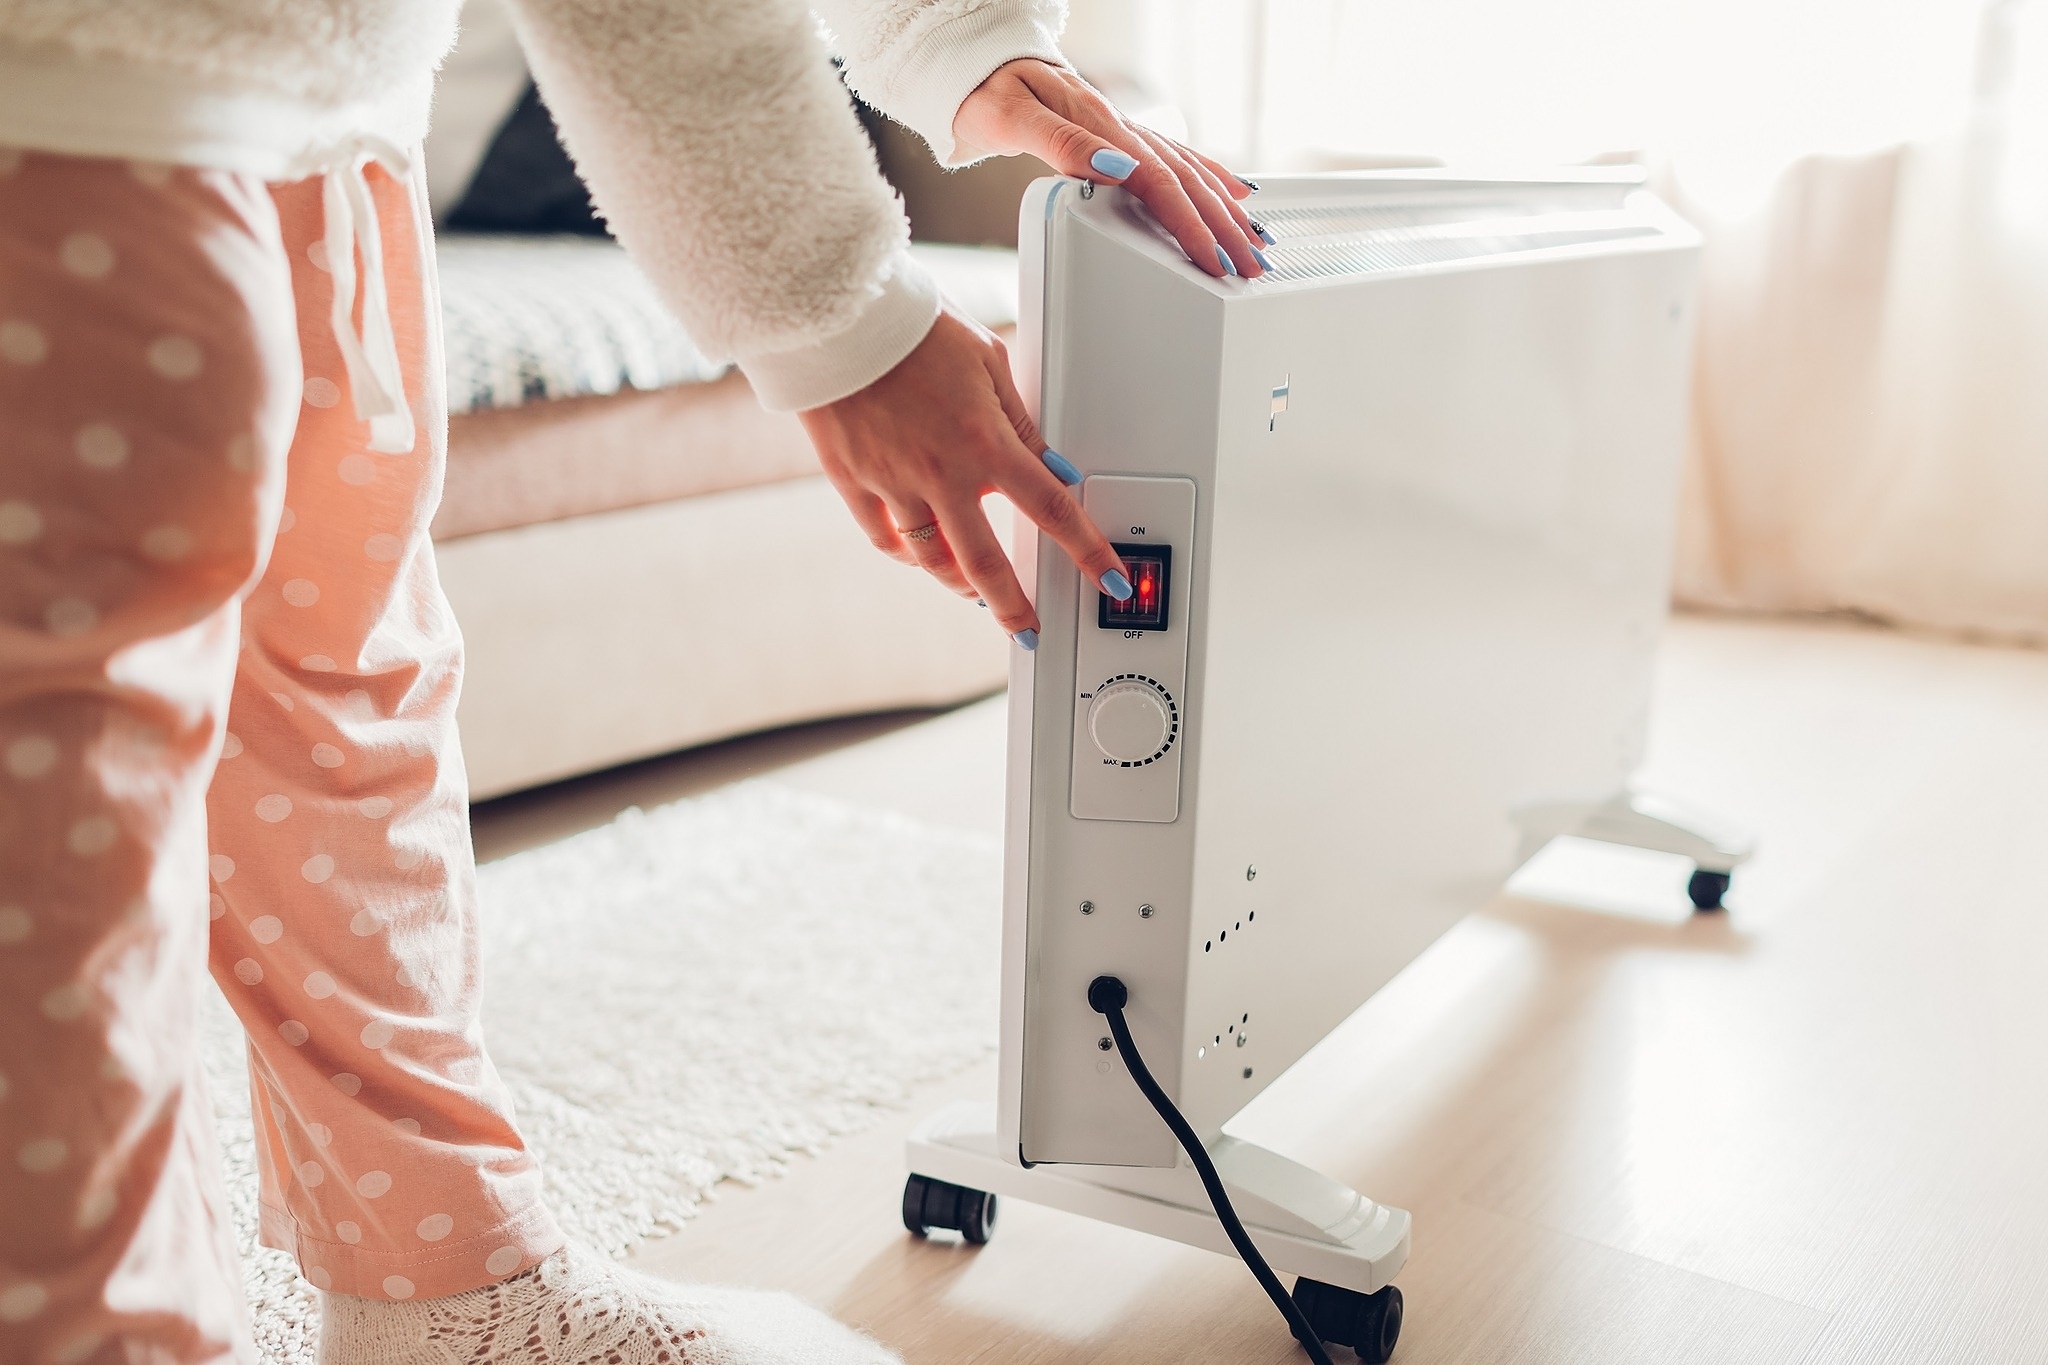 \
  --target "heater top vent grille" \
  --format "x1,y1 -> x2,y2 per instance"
1251,201 -> 1665,282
